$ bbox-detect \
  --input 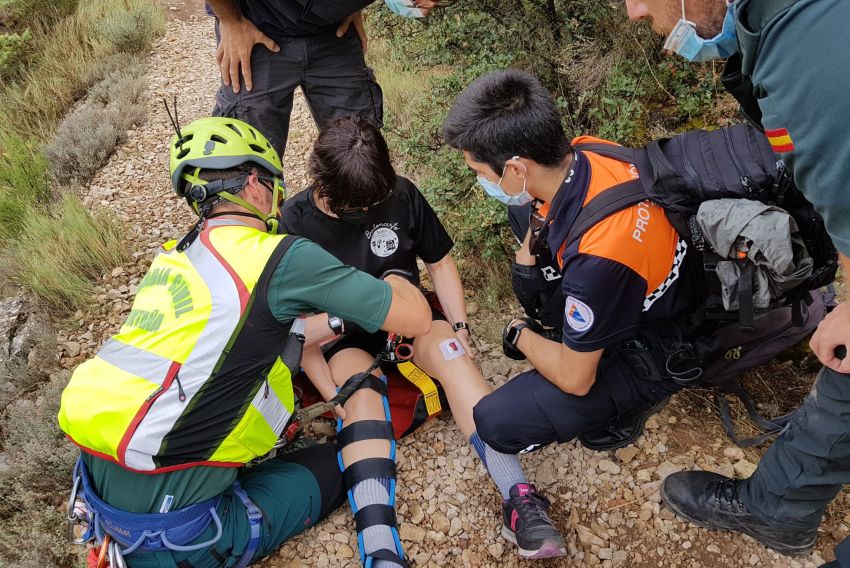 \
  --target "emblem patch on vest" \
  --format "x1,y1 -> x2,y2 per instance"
565,296 -> 594,332
765,127 -> 794,153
